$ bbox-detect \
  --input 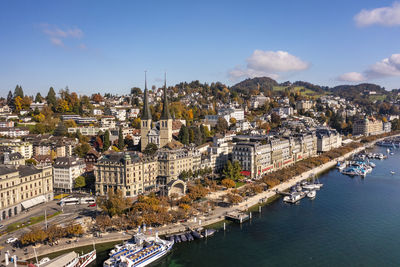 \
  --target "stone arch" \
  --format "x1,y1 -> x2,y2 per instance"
167,179 -> 186,197
8,209 -> 12,218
